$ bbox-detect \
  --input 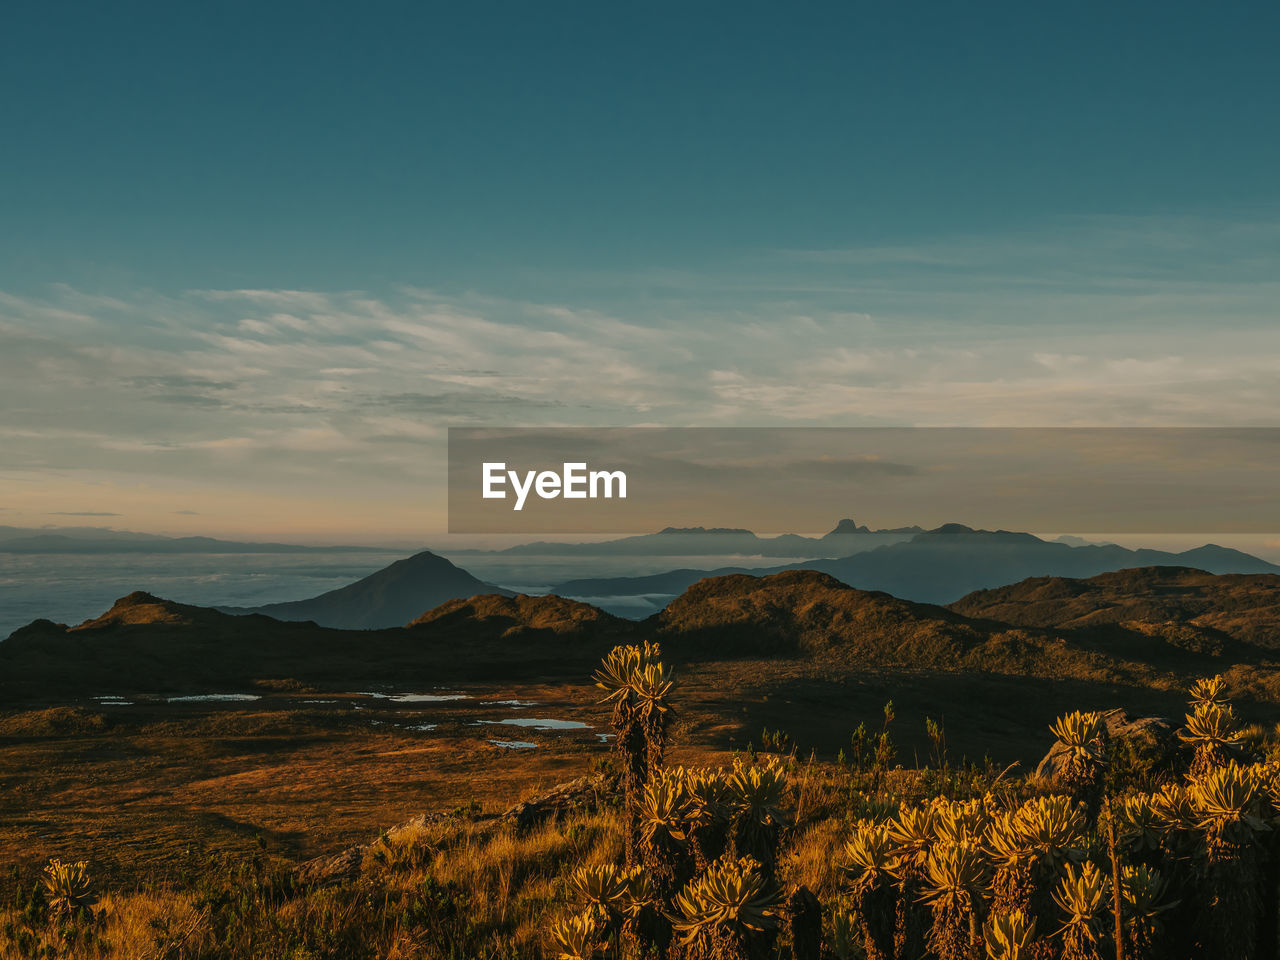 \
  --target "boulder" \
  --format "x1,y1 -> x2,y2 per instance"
295,843 -> 368,886
1034,707 -> 1179,783
500,775 -> 612,830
